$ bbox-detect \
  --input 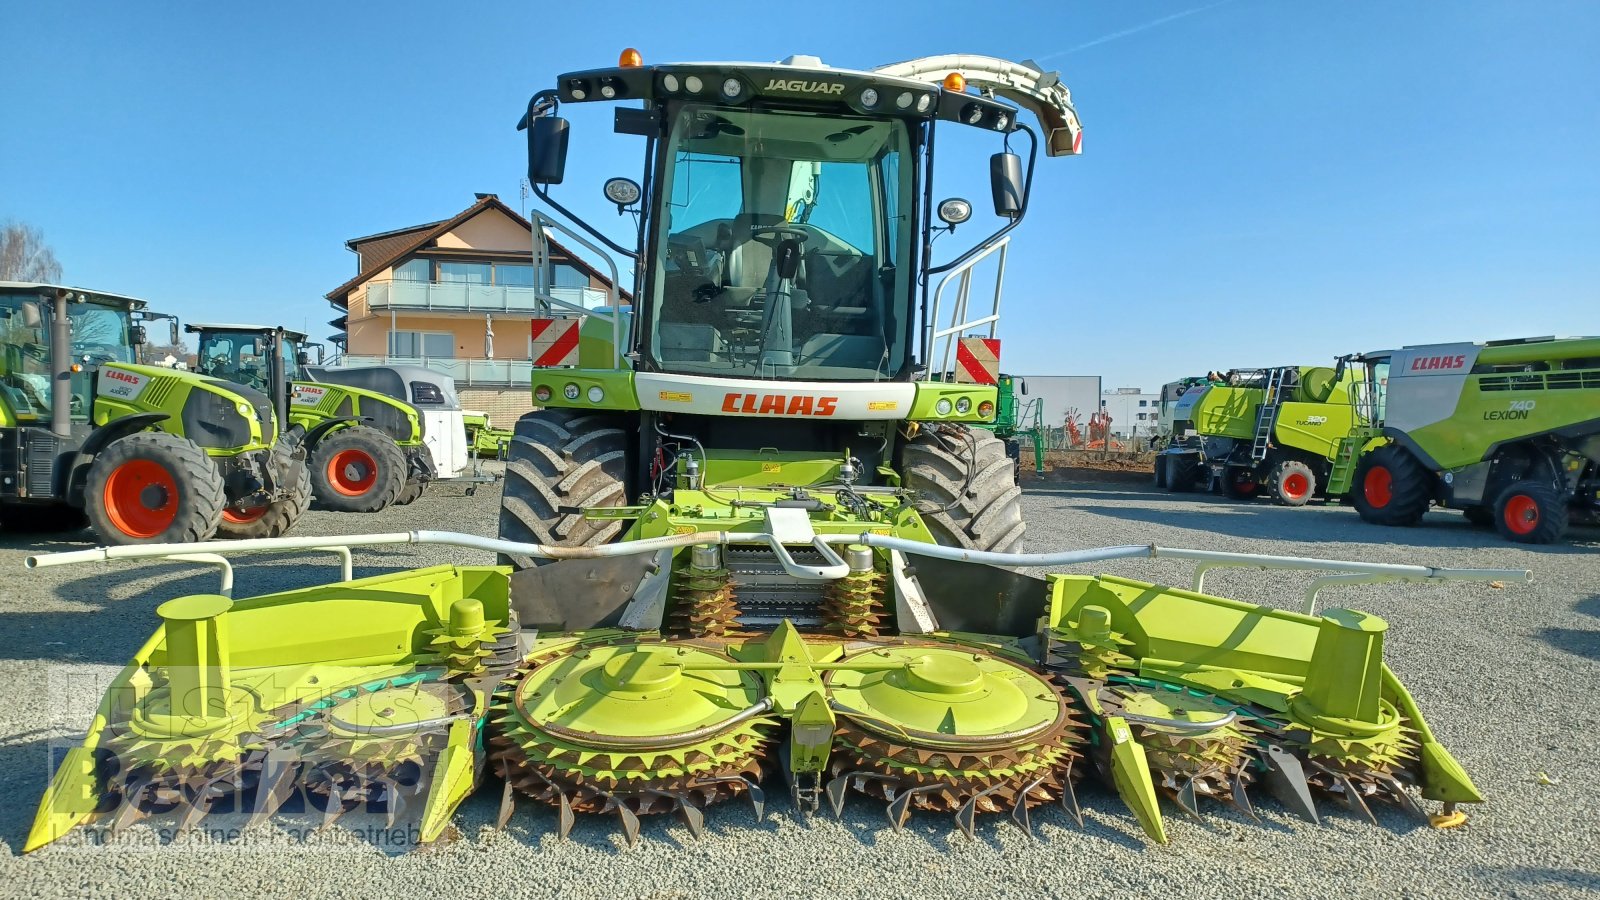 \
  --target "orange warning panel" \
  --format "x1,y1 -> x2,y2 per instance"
530,317 -> 581,367
955,337 -> 1000,384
